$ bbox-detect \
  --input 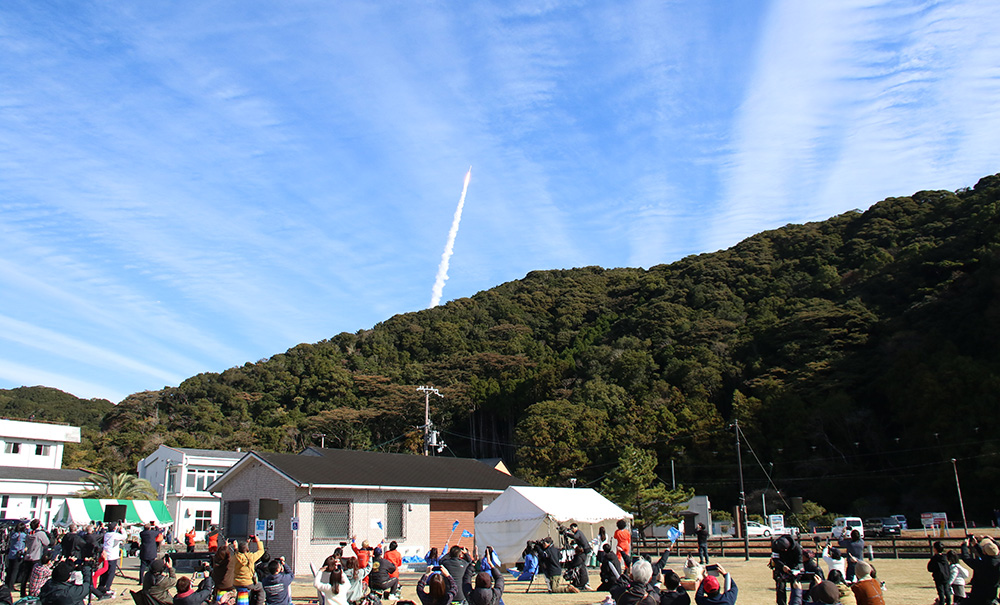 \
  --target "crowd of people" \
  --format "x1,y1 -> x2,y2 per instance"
7,514 -> 1000,605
